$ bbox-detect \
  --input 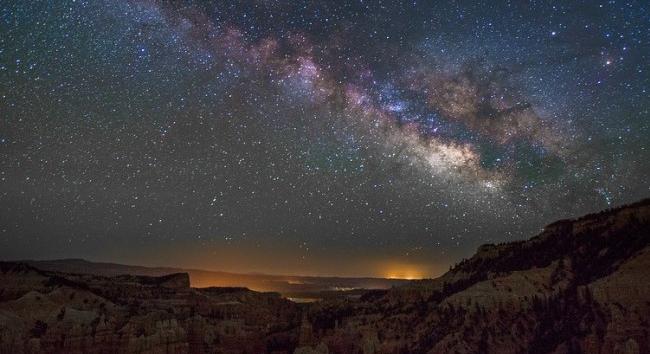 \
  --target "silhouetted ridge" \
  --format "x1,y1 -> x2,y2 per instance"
300,198 -> 650,353
439,198 -> 650,297
0,199 -> 649,353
